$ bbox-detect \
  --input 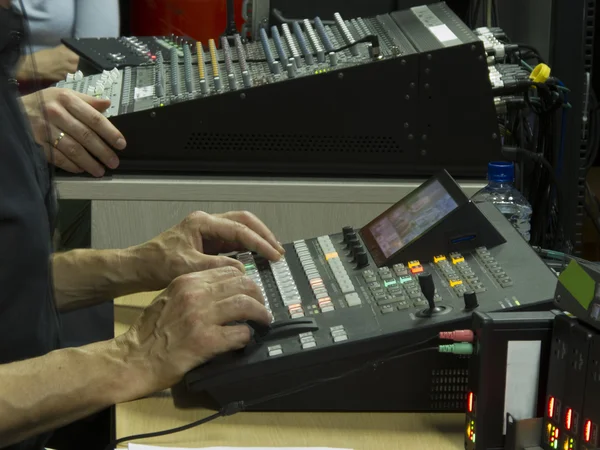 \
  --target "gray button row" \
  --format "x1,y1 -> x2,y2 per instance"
317,235 -> 356,294
236,251 -> 271,316
269,256 -> 301,308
